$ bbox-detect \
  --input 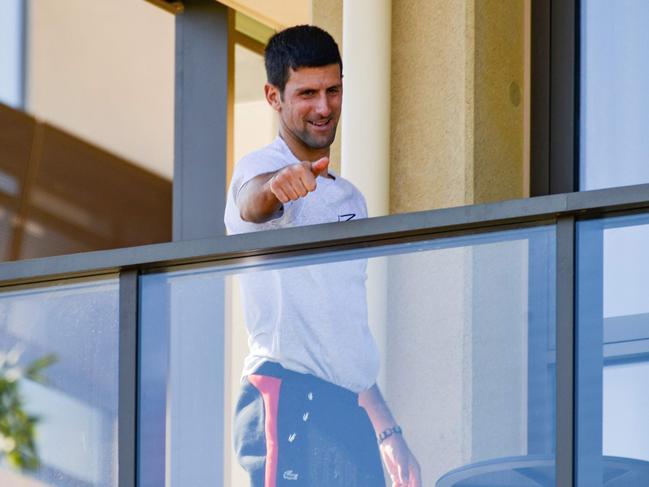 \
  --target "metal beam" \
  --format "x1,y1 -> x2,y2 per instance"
550,0 -> 579,194
137,271 -> 170,487
531,0 -> 580,196
2,184 -> 649,286
556,216 -> 575,487
119,269 -> 139,487
174,0 -> 229,240
530,0 -> 550,196
574,217 -> 605,486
